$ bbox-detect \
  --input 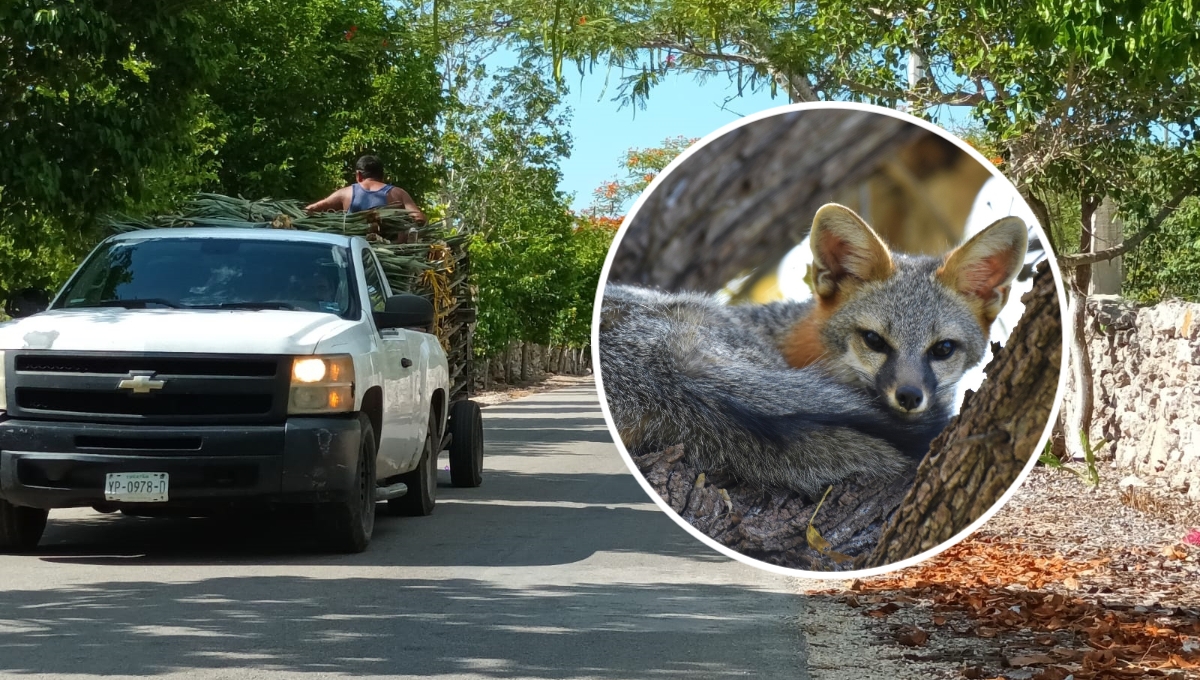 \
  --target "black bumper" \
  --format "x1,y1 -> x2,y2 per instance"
0,417 -> 362,509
